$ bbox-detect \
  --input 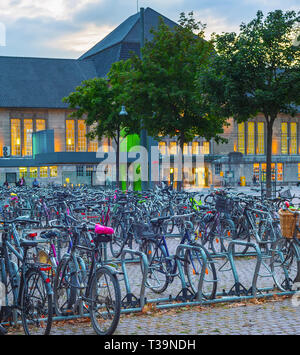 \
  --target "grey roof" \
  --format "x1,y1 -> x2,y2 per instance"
0,56 -> 98,108
0,7 -> 179,108
79,7 -> 178,64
